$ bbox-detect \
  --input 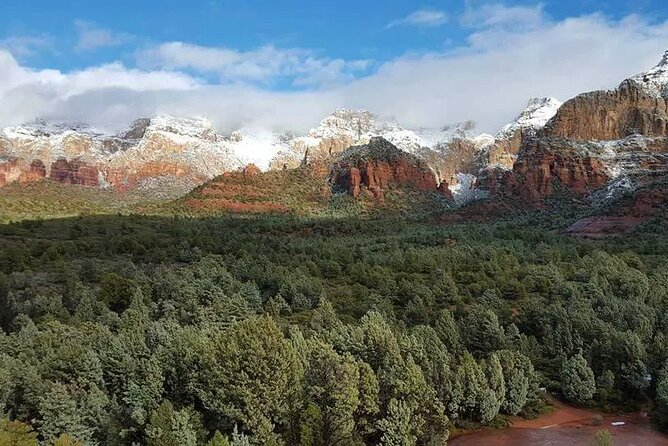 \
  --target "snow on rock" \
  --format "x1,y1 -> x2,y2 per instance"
144,114 -> 219,143
226,129 -> 291,170
497,97 -> 562,139
628,50 -> 668,98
